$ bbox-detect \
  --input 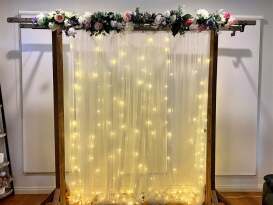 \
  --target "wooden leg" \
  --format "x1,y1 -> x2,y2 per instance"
41,189 -> 60,205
